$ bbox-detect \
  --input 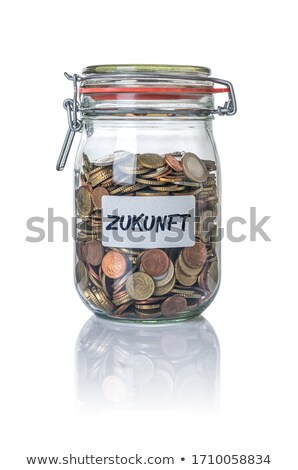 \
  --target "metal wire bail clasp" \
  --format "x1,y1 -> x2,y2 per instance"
56,73 -> 83,171
208,77 -> 237,116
